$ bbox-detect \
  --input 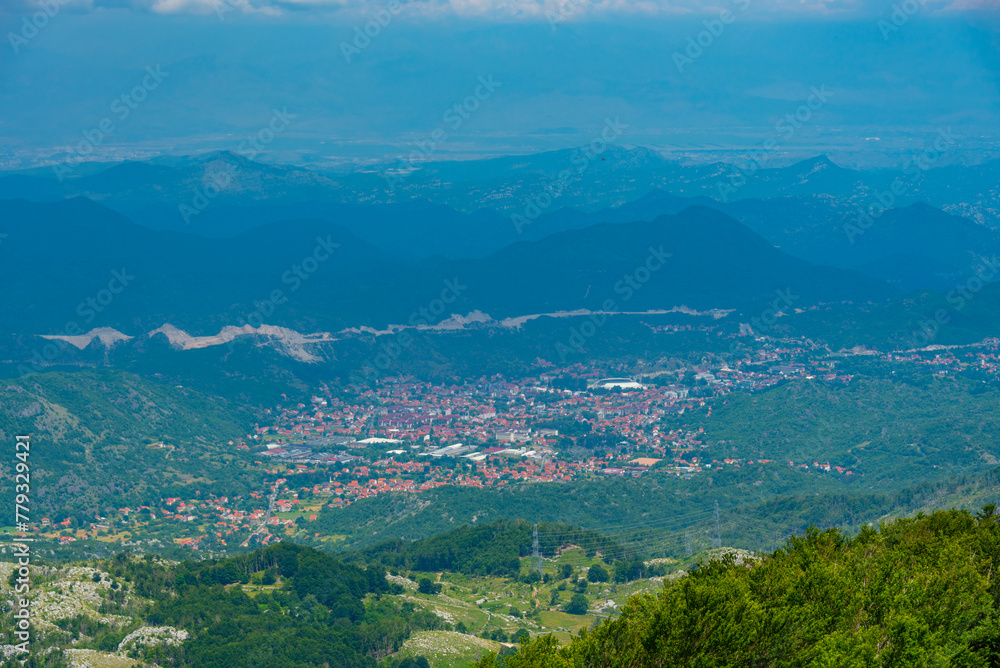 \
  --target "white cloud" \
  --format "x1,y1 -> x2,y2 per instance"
31,0 -> 997,19
148,0 -> 281,14
148,0 -> 216,13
